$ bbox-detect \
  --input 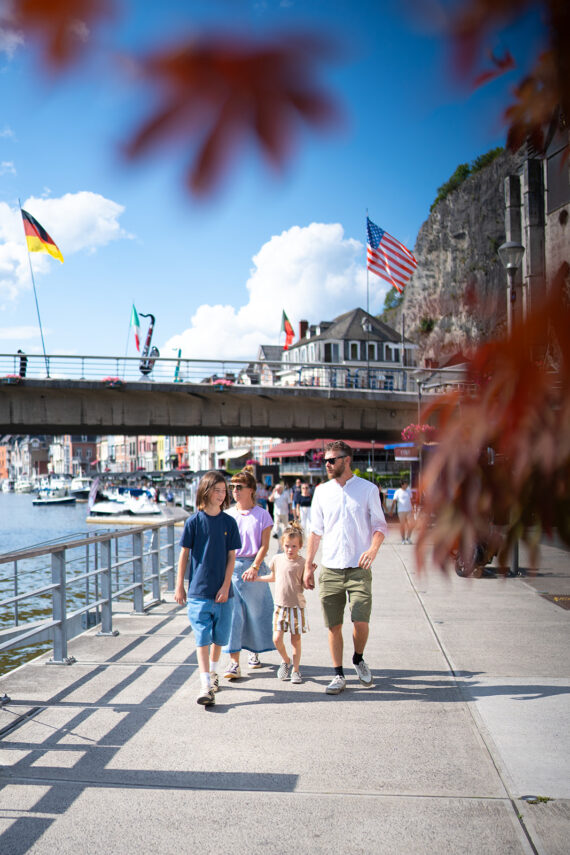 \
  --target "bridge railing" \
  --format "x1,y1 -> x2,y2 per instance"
0,522 -> 177,677
0,352 -> 468,394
